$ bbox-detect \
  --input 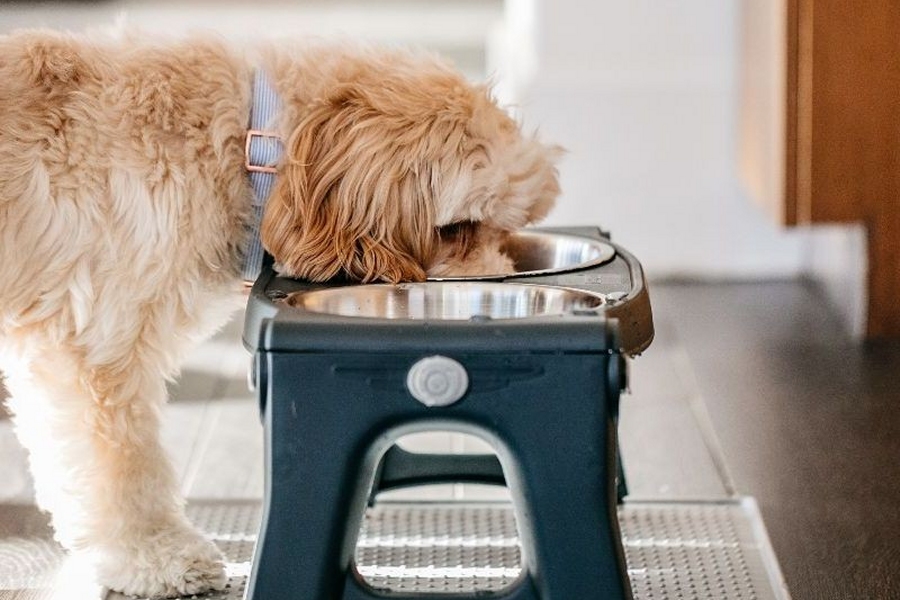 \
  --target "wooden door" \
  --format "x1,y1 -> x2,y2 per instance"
741,0 -> 900,339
